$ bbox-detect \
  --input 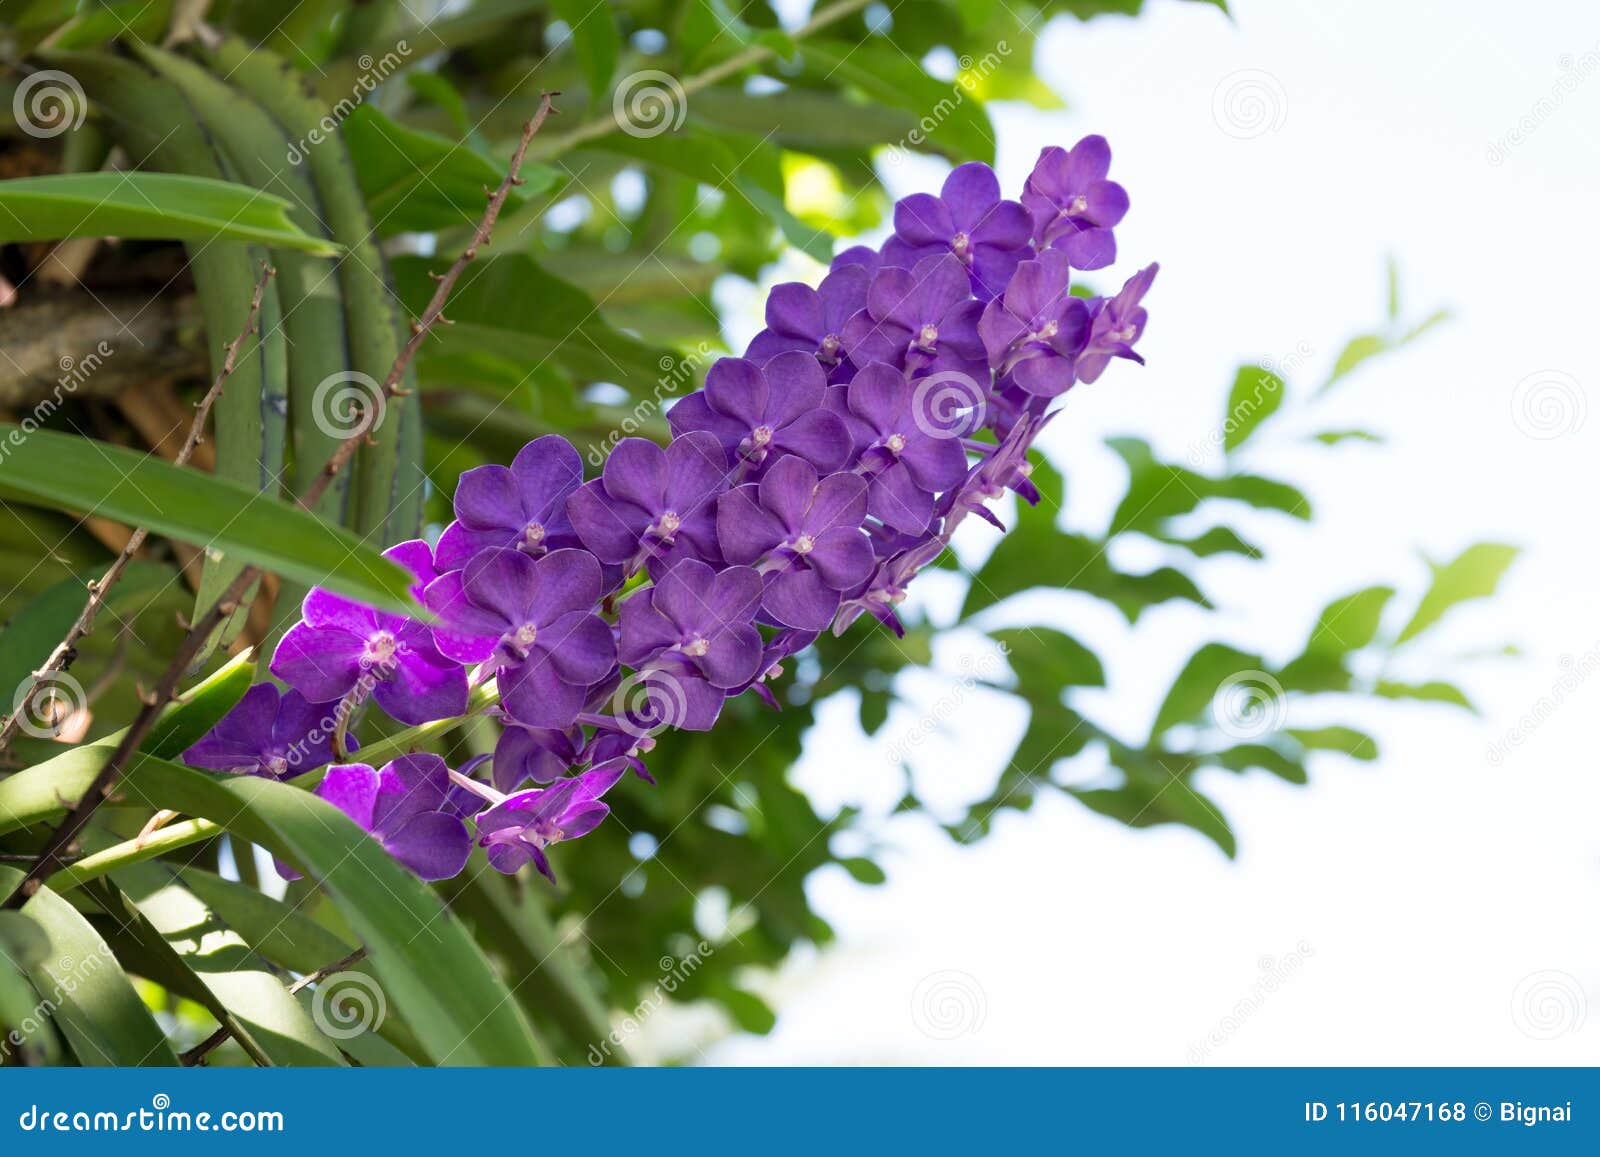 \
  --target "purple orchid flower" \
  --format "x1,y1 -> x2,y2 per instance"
842,253 -> 987,378
831,362 -> 970,535
667,353 -> 851,477
1022,135 -> 1130,270
311,754 -> 474,881
492,722 -> 584,792
566,431 -> 730,576
434,435 -> 585,572
882,162 -> 1035,301
716,455 -> 874,630
183,683 -> 351,779
744,265 -> 871,382
830,244 -> 883,275
1075,263 -> 1159,384
425,547 -> 615,729
977,250 -> 1092,397
271,543 -> 467,727
474,761 -> 627,880
619,558 -> 764,690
